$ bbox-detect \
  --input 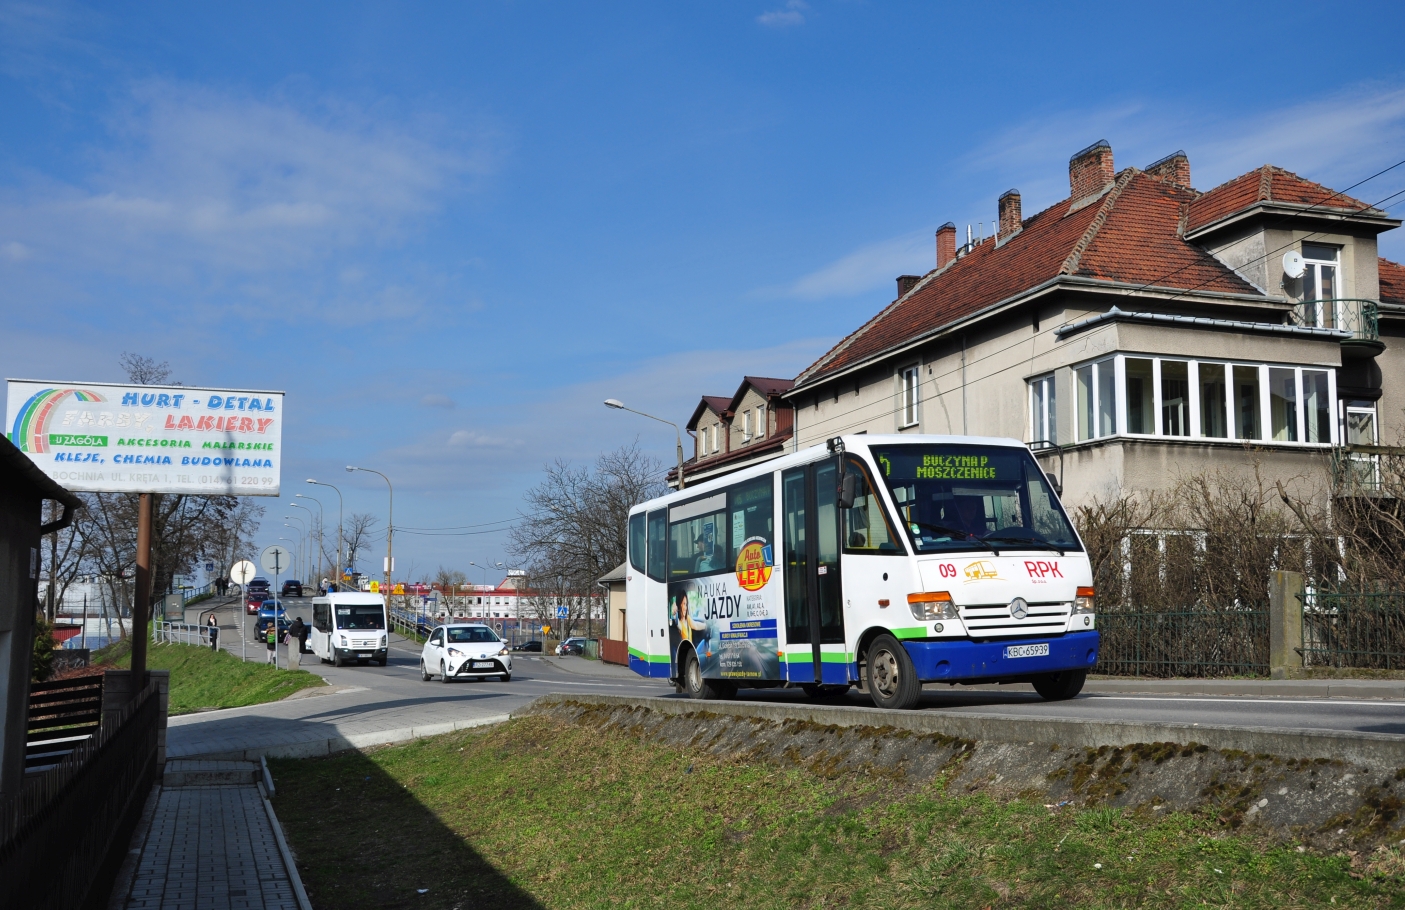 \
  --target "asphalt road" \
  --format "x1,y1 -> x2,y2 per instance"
184,596 -> 1405,751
